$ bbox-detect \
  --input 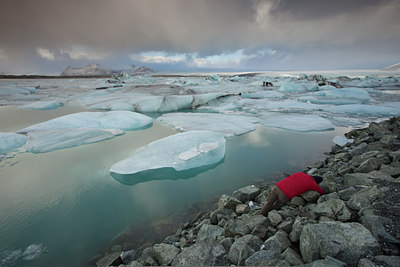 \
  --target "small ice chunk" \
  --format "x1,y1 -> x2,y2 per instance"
19,101 -> 62,110
110,131 -> 226,175
157,112 -> 259,137
332,136 -> 354,146
261,114 -> 335,132
0,132 -> 28,153
19,111 -> 153,132
26,128 -> 124,153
